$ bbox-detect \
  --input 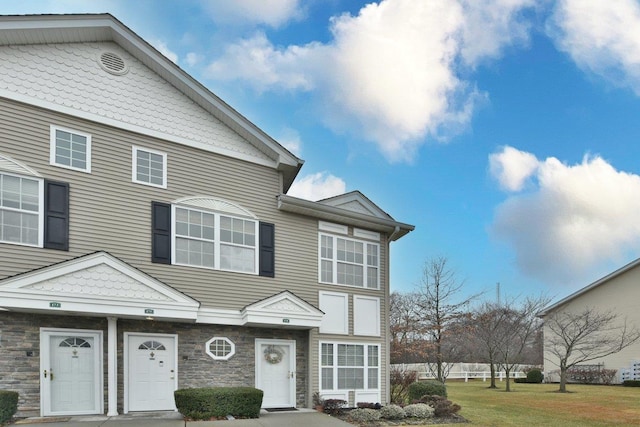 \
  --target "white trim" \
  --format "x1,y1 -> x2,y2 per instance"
0,252 -> 199,320
49,125 -> 92,173
318,233 -> 381,290
124,332 -> 178,414
319,341 -> 381,403
171,204 -> 259,275
318,291 -> 348,335
318,221 -> 348,235
241,291 -> 324,328
131,145 -> 167,189
0,171 -> 44,248
255,339 -> 296,408
0,153 -> 42,177
353,295 -> 381,337
205,336 -> 235,361
353,228 -> 380,241
173,196 -> 257,219
40,328 -> 103,416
